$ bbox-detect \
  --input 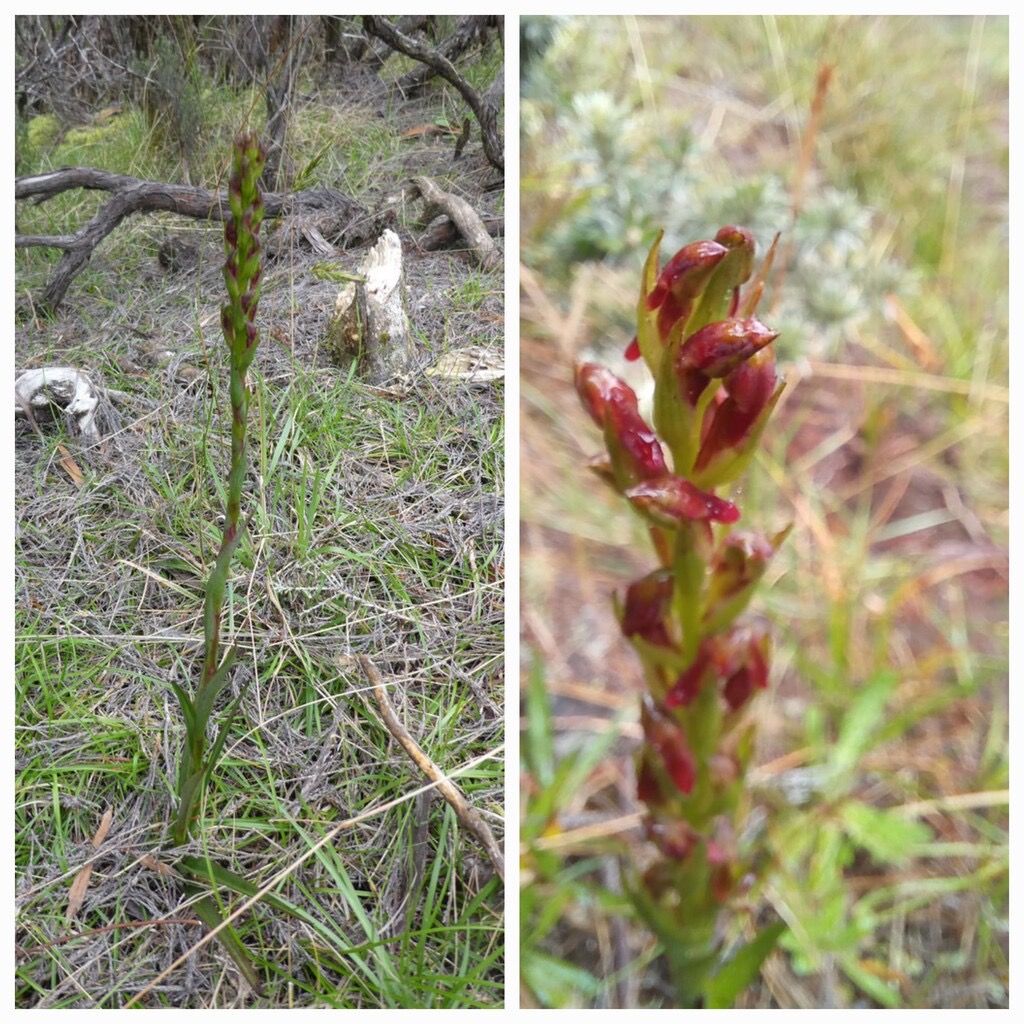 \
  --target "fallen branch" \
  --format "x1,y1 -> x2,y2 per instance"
357,655 -> 504,884
409,175 -> 499,271
16,166 -> 369,313
418,214 -> 503,252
